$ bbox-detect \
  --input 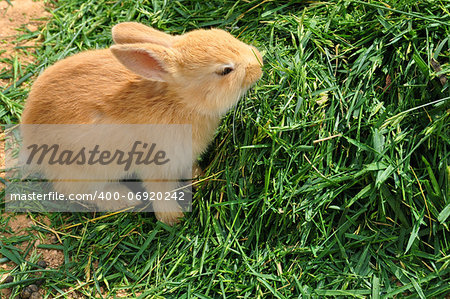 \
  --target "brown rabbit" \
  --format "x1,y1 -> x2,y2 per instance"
20,22 -> 263,225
